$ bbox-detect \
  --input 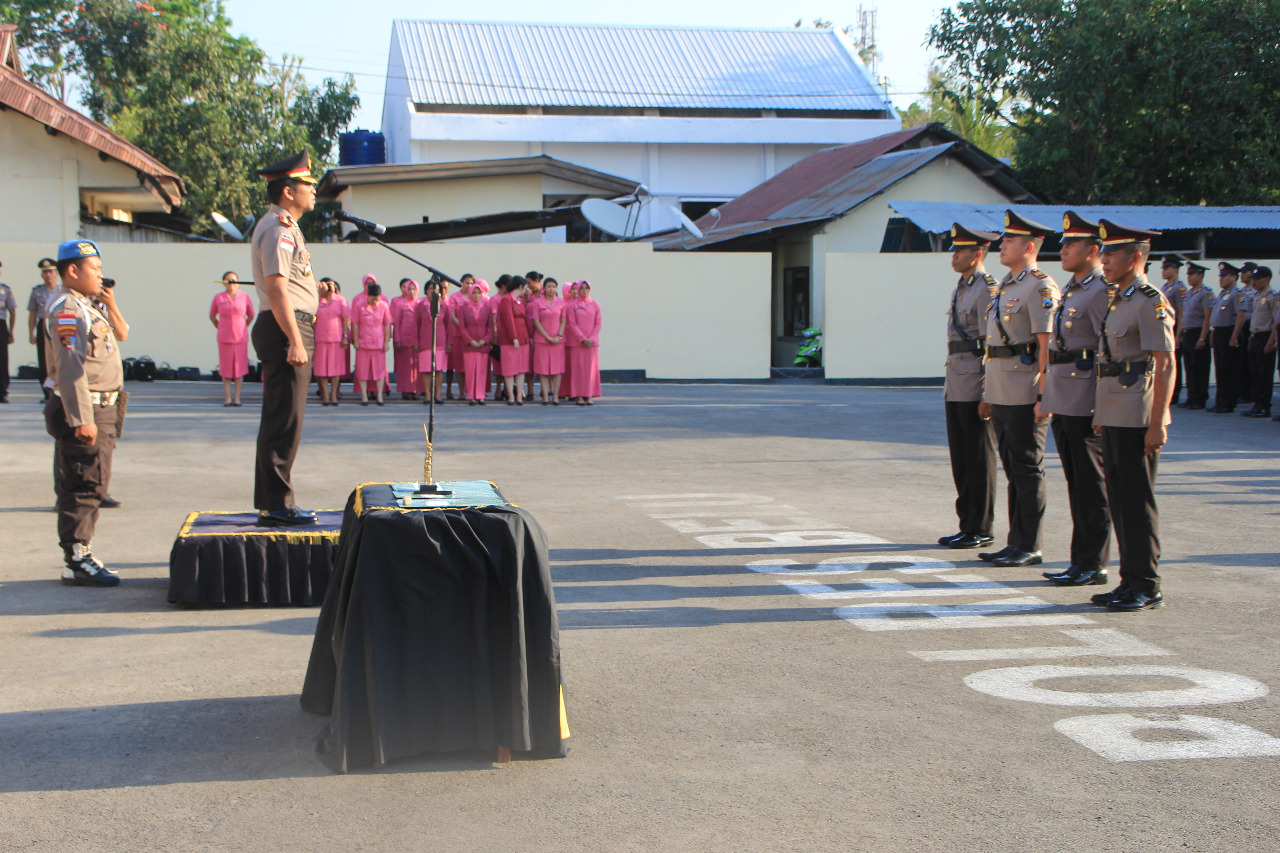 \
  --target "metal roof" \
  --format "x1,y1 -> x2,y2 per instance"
391,20 -> 889,112
887,201 -> 1280,235
317,155 -> 638,199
